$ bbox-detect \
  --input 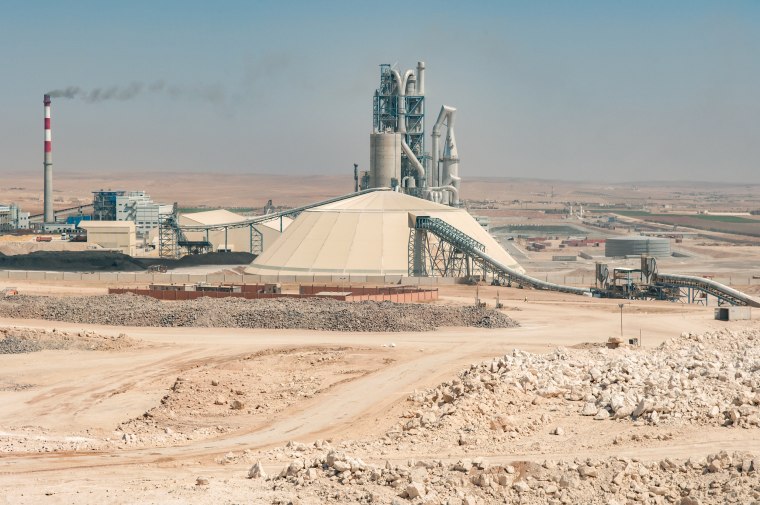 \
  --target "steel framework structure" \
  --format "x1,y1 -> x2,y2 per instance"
373,65 -> 426,186
408,215 -> 591,295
